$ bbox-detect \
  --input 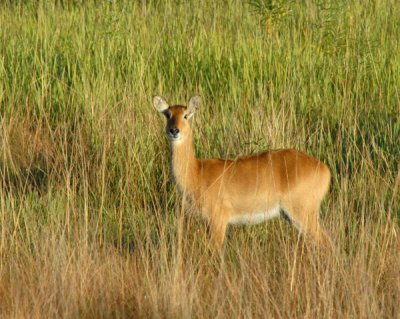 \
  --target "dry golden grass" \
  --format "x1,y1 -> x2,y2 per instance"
0,216 -> 398,318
